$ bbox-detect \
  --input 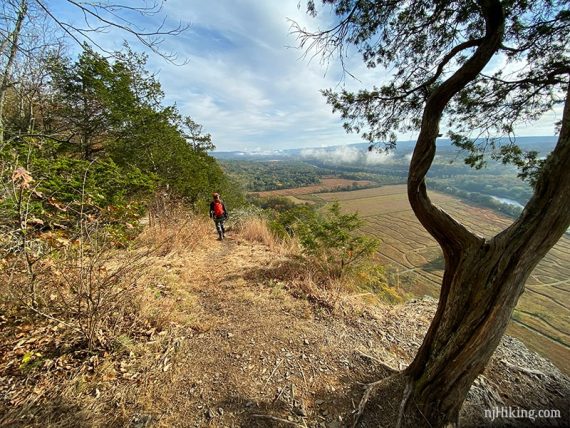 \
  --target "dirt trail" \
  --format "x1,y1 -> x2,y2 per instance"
121,237 -> 569,427
127,237 -> 397,427
3,234 -> 567,427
